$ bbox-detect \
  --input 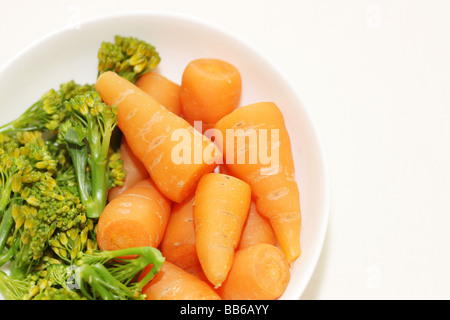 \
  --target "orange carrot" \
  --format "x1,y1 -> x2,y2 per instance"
108,136 -> 149,201
95,71 -> 222,203
160,196 -> 205,279
180,58 -> 242,133
214,101 -> 301,264
213,174 -> 277,250
237,201 -> 277,250
136,71 -> 182,116
97,178 -> 171,252
218,164 -> 232,175
193,173 -> 251,288
217,243 -> 290,300
141,261 -> 221,300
